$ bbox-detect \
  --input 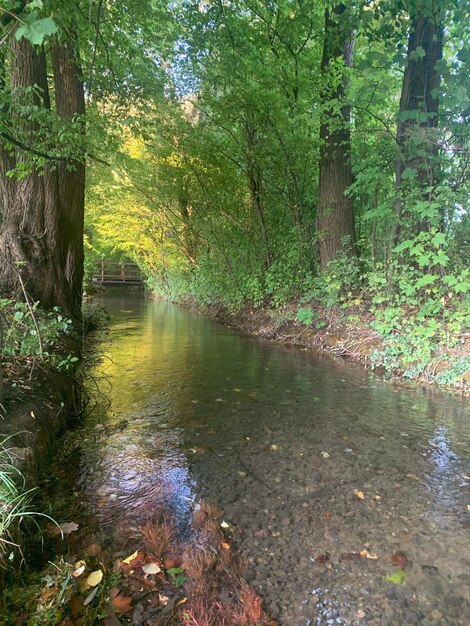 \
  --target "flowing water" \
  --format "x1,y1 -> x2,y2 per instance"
49,294 -> 470,625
